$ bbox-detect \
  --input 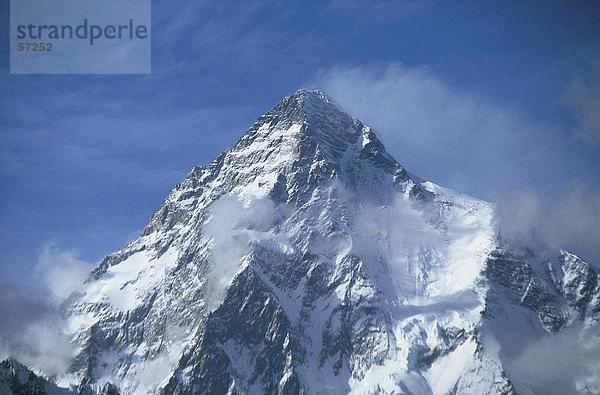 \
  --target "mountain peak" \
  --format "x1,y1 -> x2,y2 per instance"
231,89 -> 413,201
291,88 -> 331,102
258,88 -> 347,127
